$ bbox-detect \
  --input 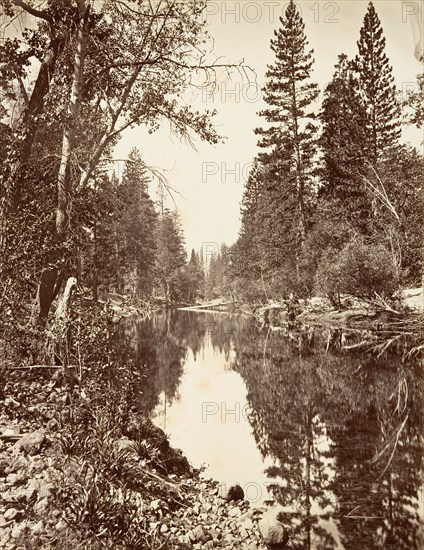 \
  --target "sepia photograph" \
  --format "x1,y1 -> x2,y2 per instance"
0,0 -> 423,548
